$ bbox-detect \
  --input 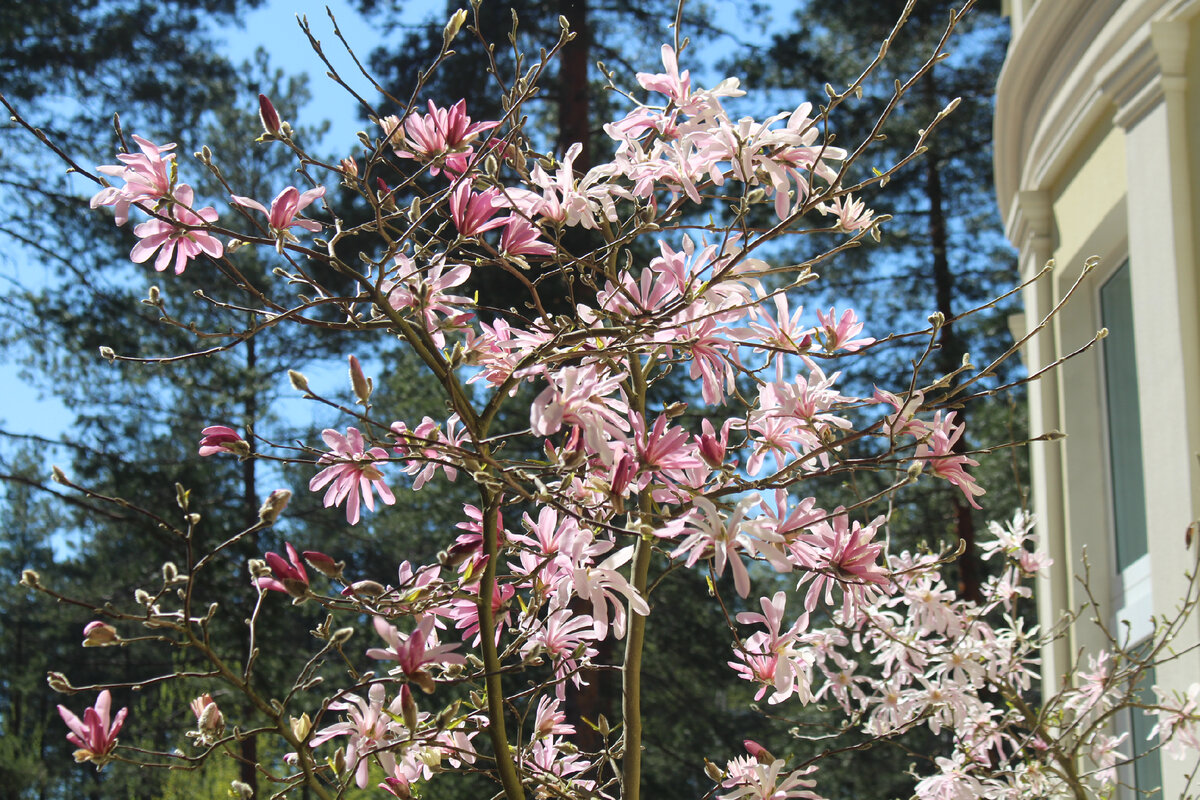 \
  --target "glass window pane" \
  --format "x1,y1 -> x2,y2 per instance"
1100,262 -> 1148,571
